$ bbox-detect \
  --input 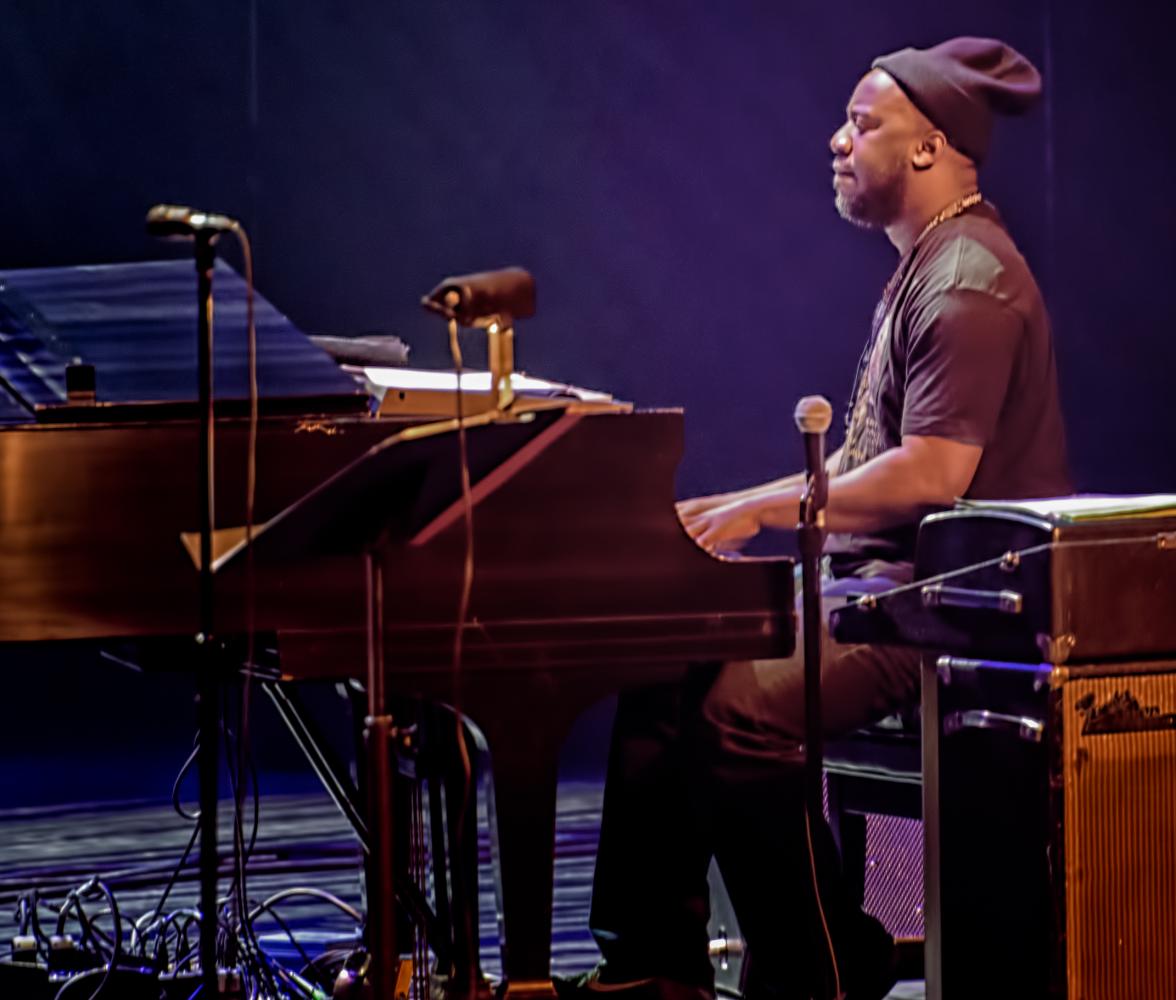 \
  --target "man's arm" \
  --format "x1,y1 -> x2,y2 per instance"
675,447 -> 844,519
681,436 -> 980,552
682,285 -> 1026,552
